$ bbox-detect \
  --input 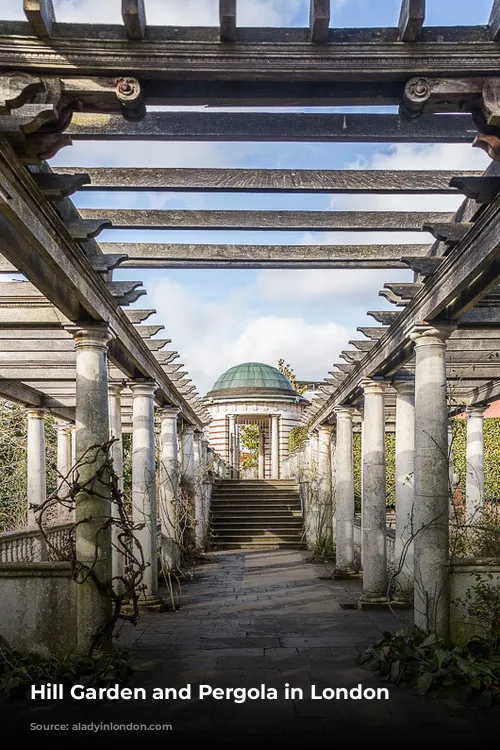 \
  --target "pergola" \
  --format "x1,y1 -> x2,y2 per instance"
2,0 -> 500,646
